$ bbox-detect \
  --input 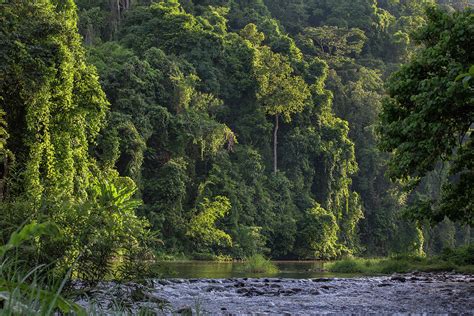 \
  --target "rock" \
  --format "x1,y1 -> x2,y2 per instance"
391,276 -> 407,282
171,279 -> 185,284
176,306 -> 192,315
321,285 -> 332,290
310,289 -> 321,295
205,285 -> 226,292
377,283 -> 393,287
236,288 -> 249,294
157,279 -> 171,286
312,278 -> 334,282
244,287 -> 265,297
279,289 -> 297,296
208,279 -> 222,284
